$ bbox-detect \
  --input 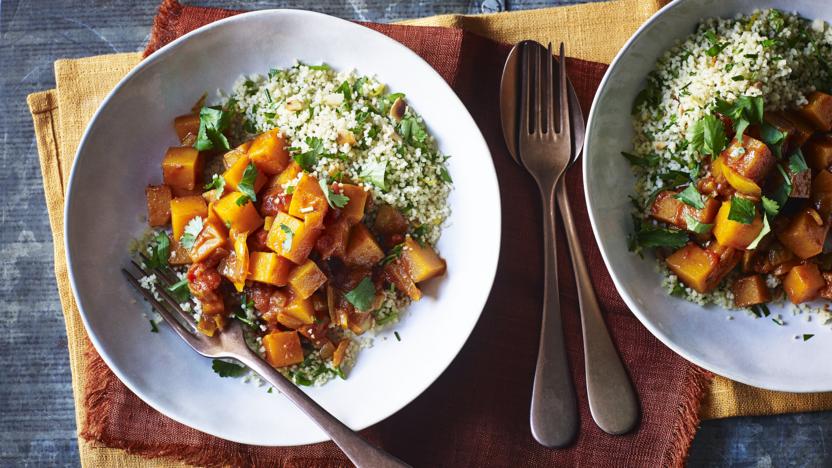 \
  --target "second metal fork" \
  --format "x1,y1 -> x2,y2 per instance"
123,258 -> 408,468
518,41 -> 579,448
